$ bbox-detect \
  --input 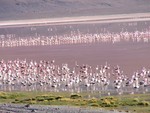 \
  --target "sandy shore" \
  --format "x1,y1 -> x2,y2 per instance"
1,13 -> 150,27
